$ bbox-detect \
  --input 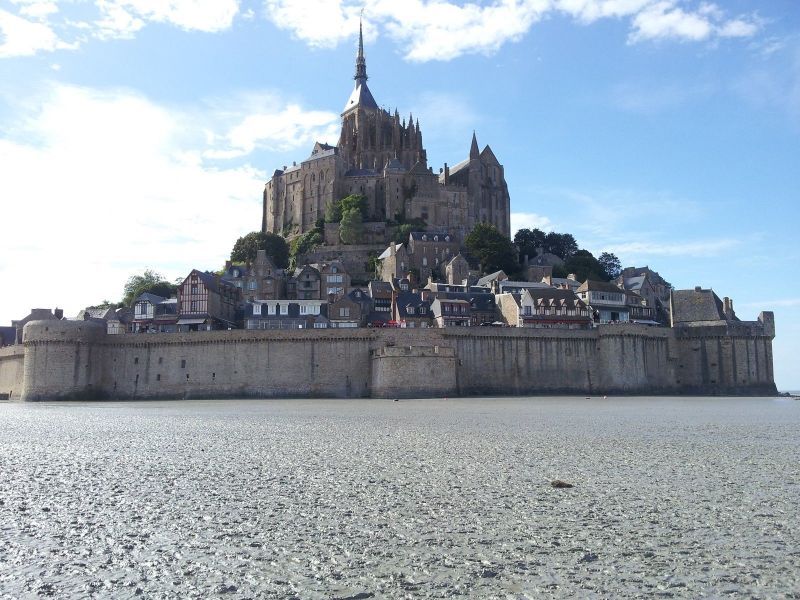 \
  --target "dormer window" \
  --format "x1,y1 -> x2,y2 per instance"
434,235 -> 438,241
445,235 -> 450,241
422,235 -> 427,241
233,269 -> 240,277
